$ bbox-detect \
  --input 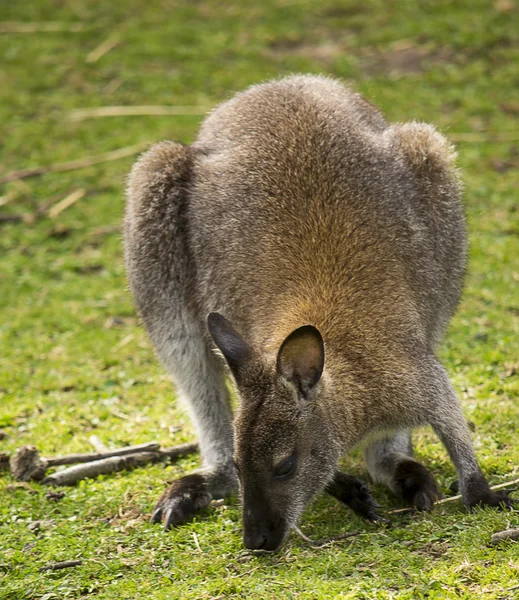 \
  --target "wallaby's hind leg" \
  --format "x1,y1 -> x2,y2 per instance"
364,431 -> 441,511
125,142 -> 237,529
426,361 -> 512,510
